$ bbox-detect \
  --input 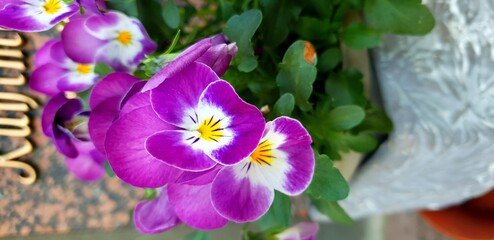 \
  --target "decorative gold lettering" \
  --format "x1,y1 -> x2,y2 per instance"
0,30 -> 22,47
0,29 -> 38,185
